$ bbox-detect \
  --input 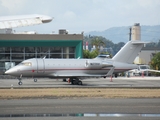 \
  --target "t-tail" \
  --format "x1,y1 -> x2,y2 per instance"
112,40 -> 147,64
